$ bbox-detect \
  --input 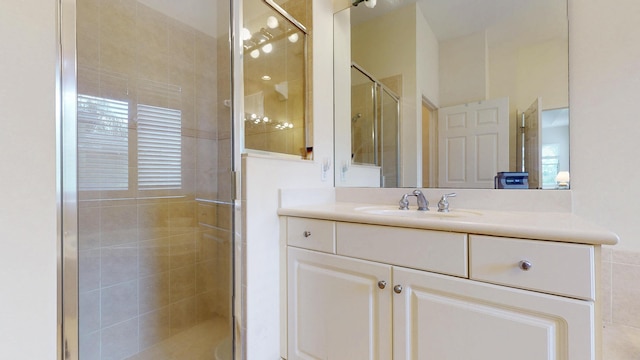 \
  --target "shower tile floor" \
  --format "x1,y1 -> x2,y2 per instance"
126,316 -> 231,360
